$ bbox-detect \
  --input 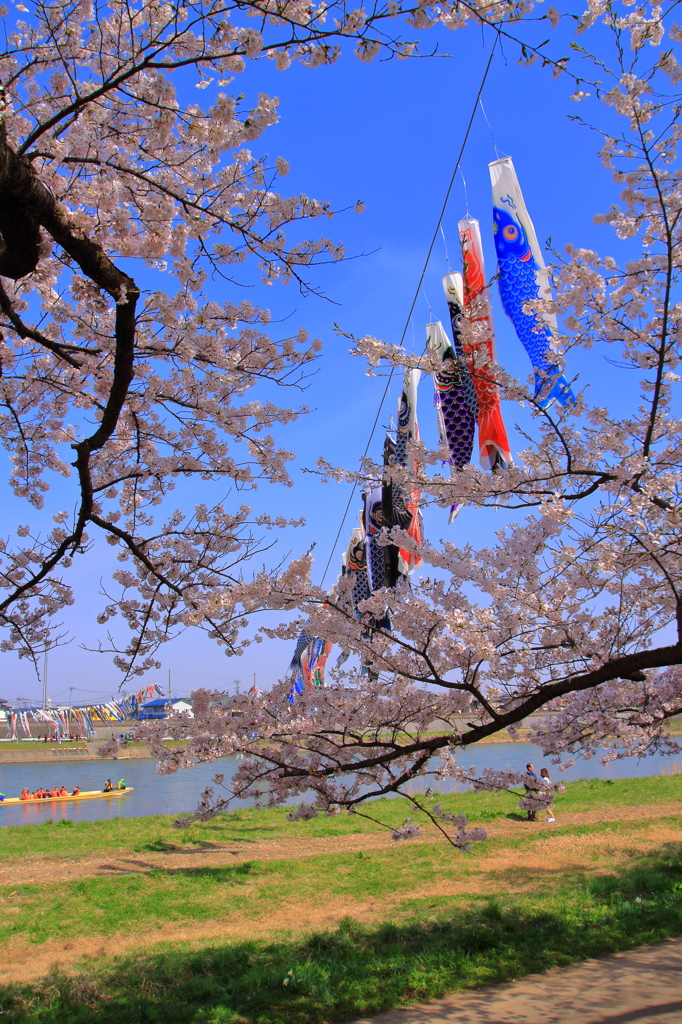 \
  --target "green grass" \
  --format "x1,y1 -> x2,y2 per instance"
0,846 -> 459,946
0,777 -> 680,1021
553,774 -> 682,811
2,843 -> 682,1023
0,774 -> 680,865
0,812 -> 677,949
